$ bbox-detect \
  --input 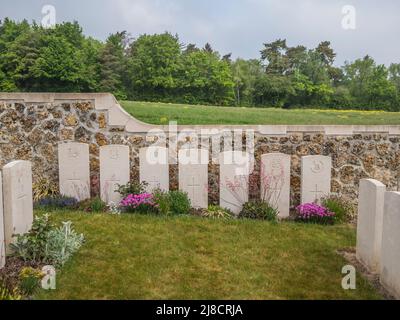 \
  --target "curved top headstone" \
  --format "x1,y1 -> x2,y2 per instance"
58,142 -> 90,201
2,160 -> 33,248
